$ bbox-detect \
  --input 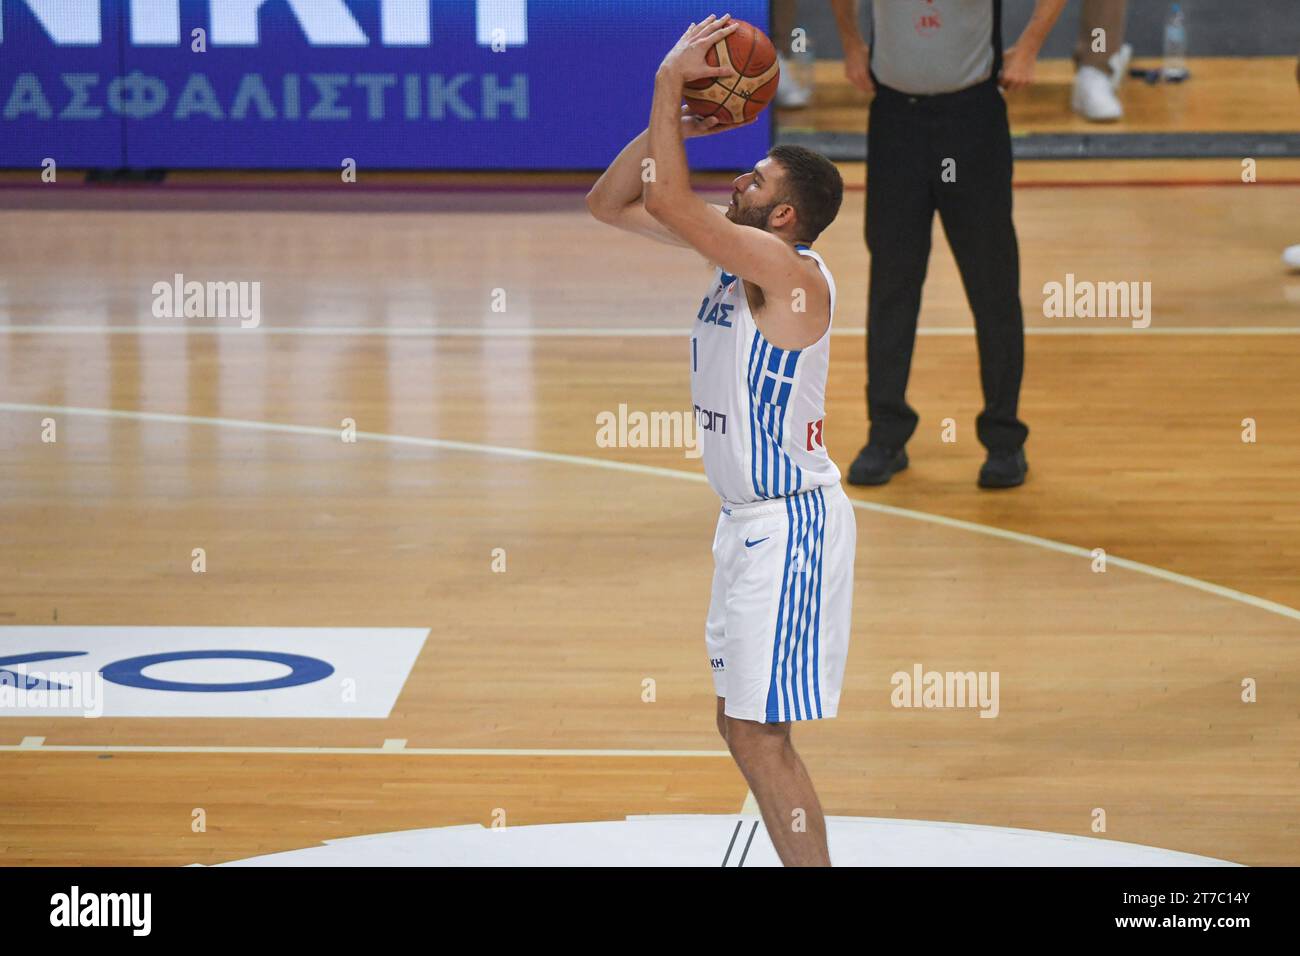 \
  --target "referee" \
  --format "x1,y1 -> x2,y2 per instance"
830,0 -> 1066,488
